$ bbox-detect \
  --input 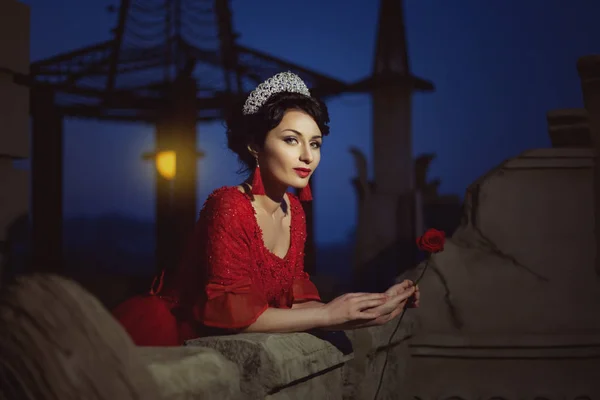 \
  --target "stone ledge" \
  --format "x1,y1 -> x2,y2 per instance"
0,274 -> 415,399
411,333 -> 600,358
344,313 -> 416,400
411,332 -> 600,348
185,332 -> 353,398
139,346 -> 243,400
